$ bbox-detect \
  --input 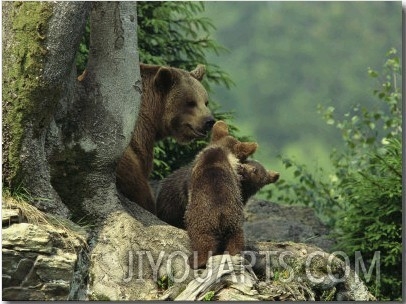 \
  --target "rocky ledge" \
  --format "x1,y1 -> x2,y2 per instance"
244,198 -> 335,251
2,197 -> 87,301
2,196 -> 375,301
